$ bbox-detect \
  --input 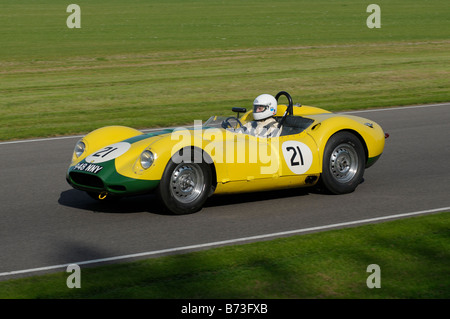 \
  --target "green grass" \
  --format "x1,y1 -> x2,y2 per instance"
0,0 -> 449,140
1,212 -> 449,299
